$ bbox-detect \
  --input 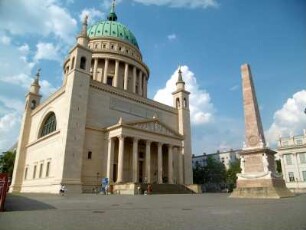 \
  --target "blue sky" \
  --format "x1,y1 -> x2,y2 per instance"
0,0 -> 305,155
